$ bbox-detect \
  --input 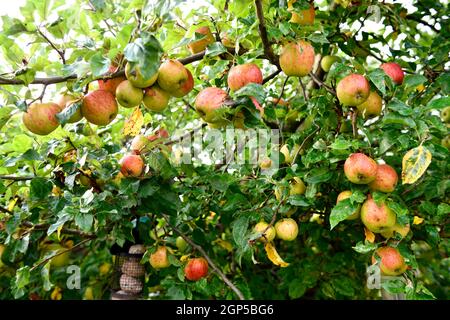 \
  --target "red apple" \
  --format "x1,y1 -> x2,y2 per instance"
184,258 -> 208,281
22,102 -> 62,135
336,74 -> 370,106
288,1 -> 315,25
98,65 -> 126,95
380,62 -> 404,85
157,60 -> 194,98
187,26 -> 215,54
279,41 -> 315,77
344,153 -> 378,184
120,154 -> 144,177
227,63 -> 263,91
81,90 -> 118,126
194,87 -> 229,124
368,164 -> 398,193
